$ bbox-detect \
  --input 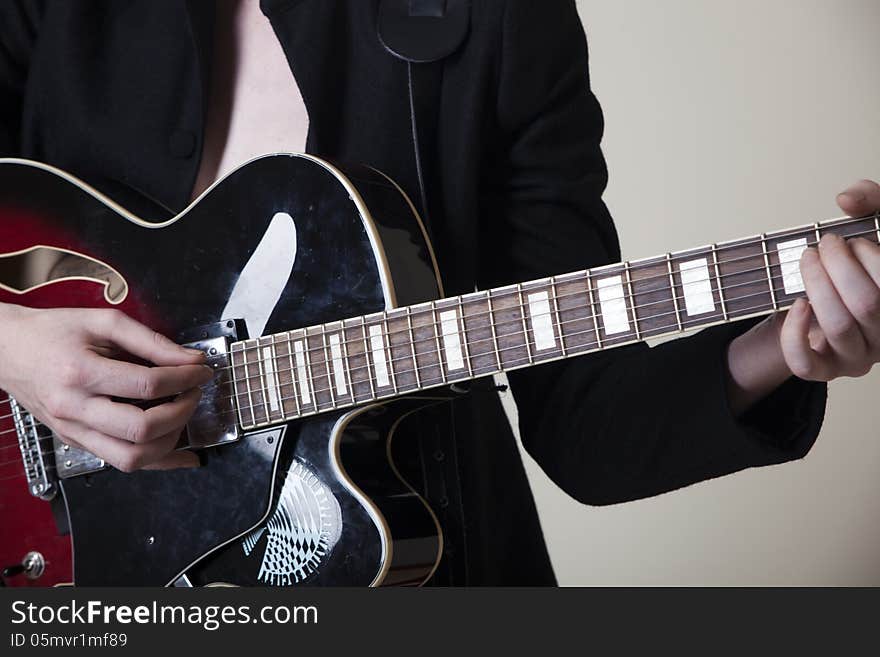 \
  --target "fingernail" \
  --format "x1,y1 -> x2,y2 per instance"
838,191 -> 867,205
818,234 -> 841,249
